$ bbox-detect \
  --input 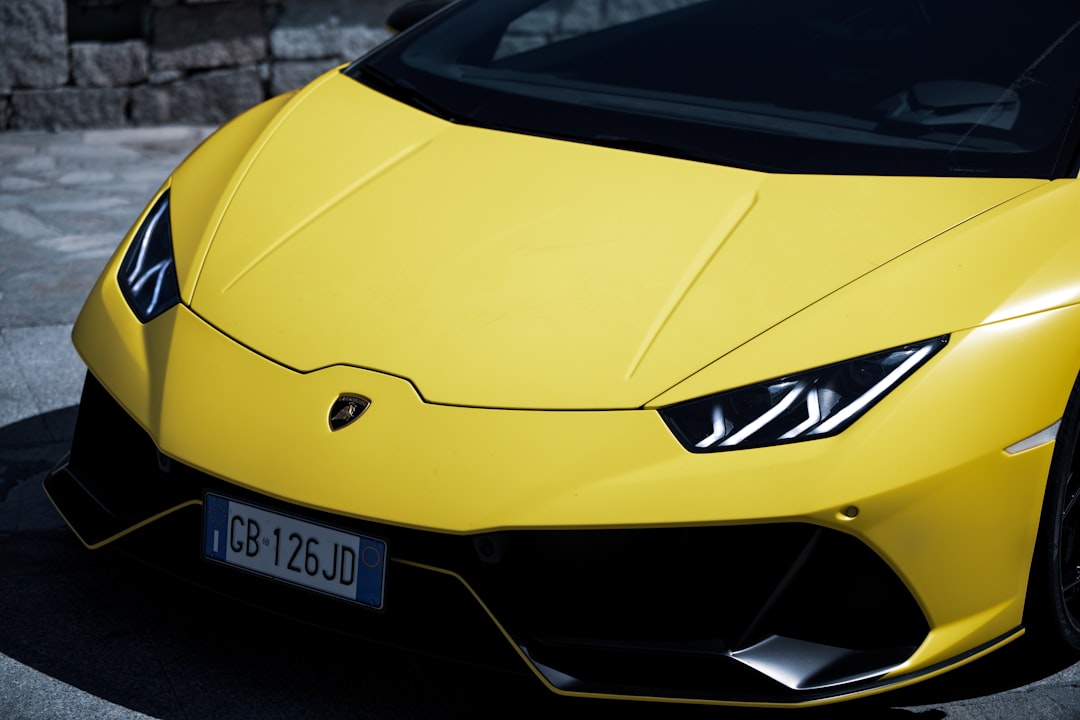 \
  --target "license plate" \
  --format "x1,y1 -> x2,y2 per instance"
203,494 -> 386,609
